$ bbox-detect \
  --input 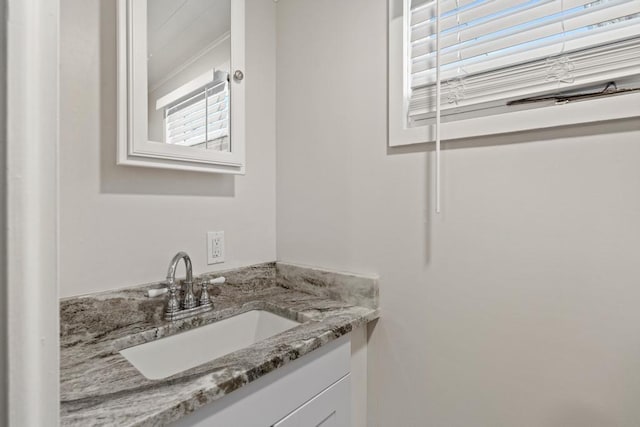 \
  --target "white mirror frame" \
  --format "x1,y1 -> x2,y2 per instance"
117,0 -> 245,174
